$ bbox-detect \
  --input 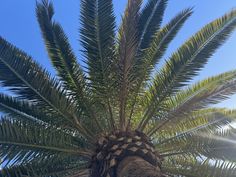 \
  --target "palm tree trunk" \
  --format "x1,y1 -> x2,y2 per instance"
117,156 -> 162,177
